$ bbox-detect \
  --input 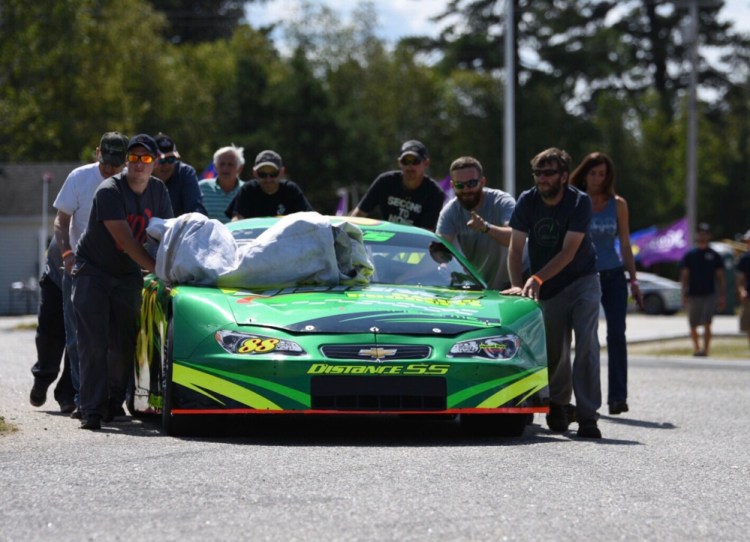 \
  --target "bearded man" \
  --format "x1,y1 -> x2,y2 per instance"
503,147 -> 602,439
436,156 -> 516,289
